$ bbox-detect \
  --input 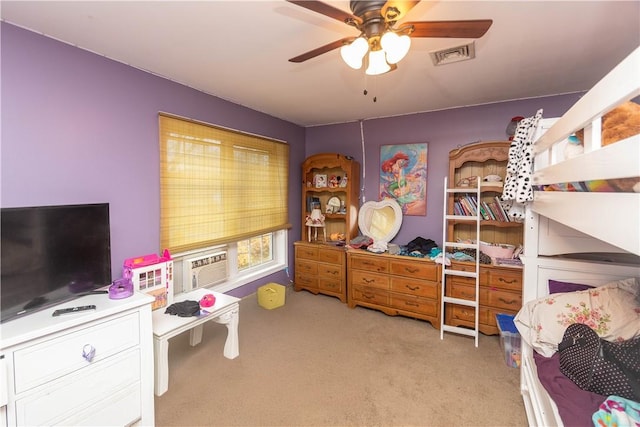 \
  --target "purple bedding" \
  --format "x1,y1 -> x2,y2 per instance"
534,351 -> 606,426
